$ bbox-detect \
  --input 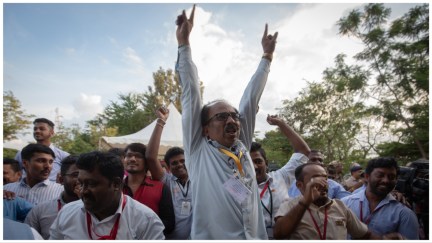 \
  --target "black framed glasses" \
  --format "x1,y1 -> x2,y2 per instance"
206,112 -> 240,124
